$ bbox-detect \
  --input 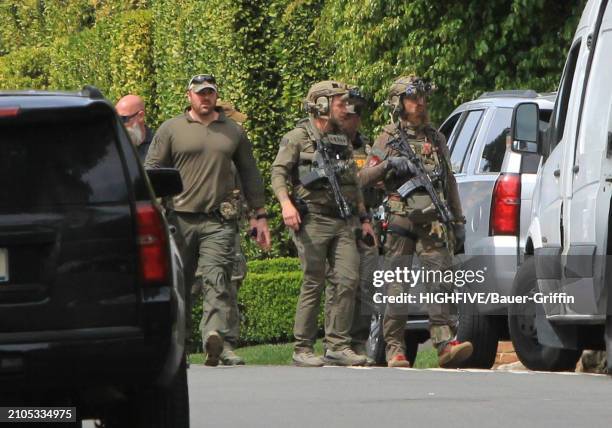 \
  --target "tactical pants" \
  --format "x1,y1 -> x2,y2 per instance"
170,211 -> 237,347
292,213 -> 360,352
382,215 -> 456,360
228,233 -> 247,344
325,239 -> 379,348
191,232 -> 245,347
